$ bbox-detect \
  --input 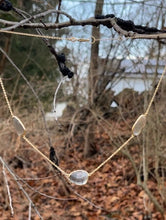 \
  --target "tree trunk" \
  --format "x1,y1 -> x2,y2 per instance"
88,0 -> 104,106
84,0 -> 104,157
